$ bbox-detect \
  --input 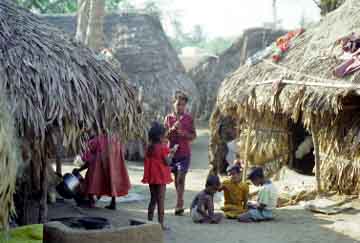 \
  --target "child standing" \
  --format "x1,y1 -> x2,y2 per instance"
238,167 -> 278,222
190,175 -> 223,224
220,164 -> 249,219
142,122 -> 176,230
